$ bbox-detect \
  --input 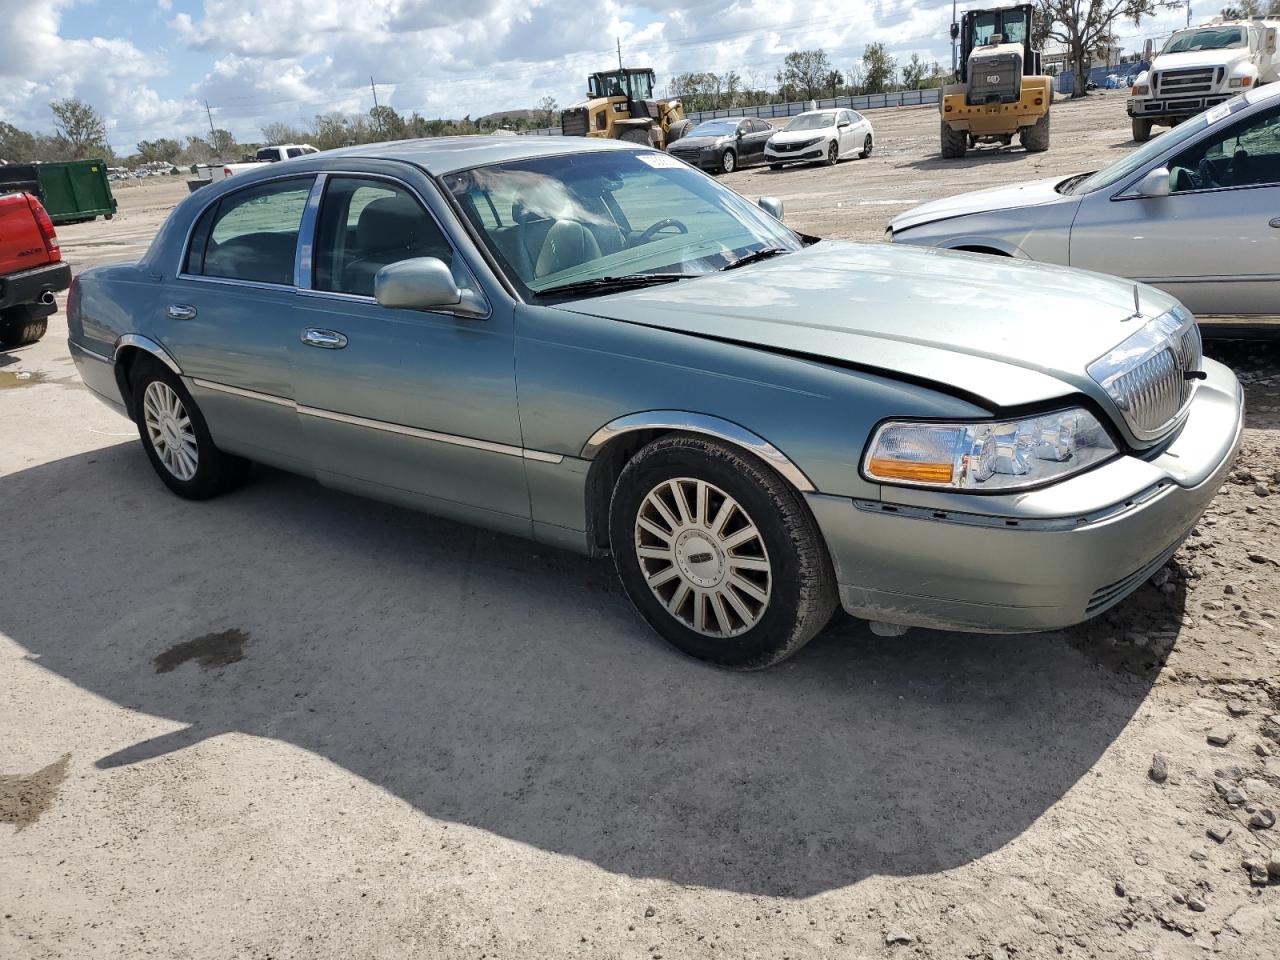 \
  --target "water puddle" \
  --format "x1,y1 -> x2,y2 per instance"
0,370 -> 48,390
154,628 -> 249,673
